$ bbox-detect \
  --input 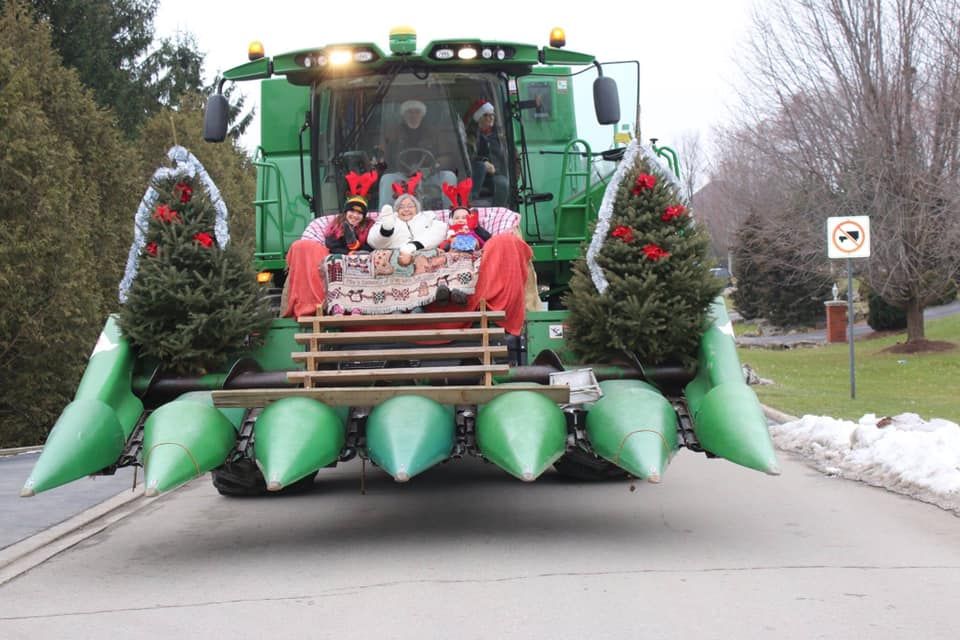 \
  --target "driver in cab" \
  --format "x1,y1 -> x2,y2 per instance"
378,100 -> 456,209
